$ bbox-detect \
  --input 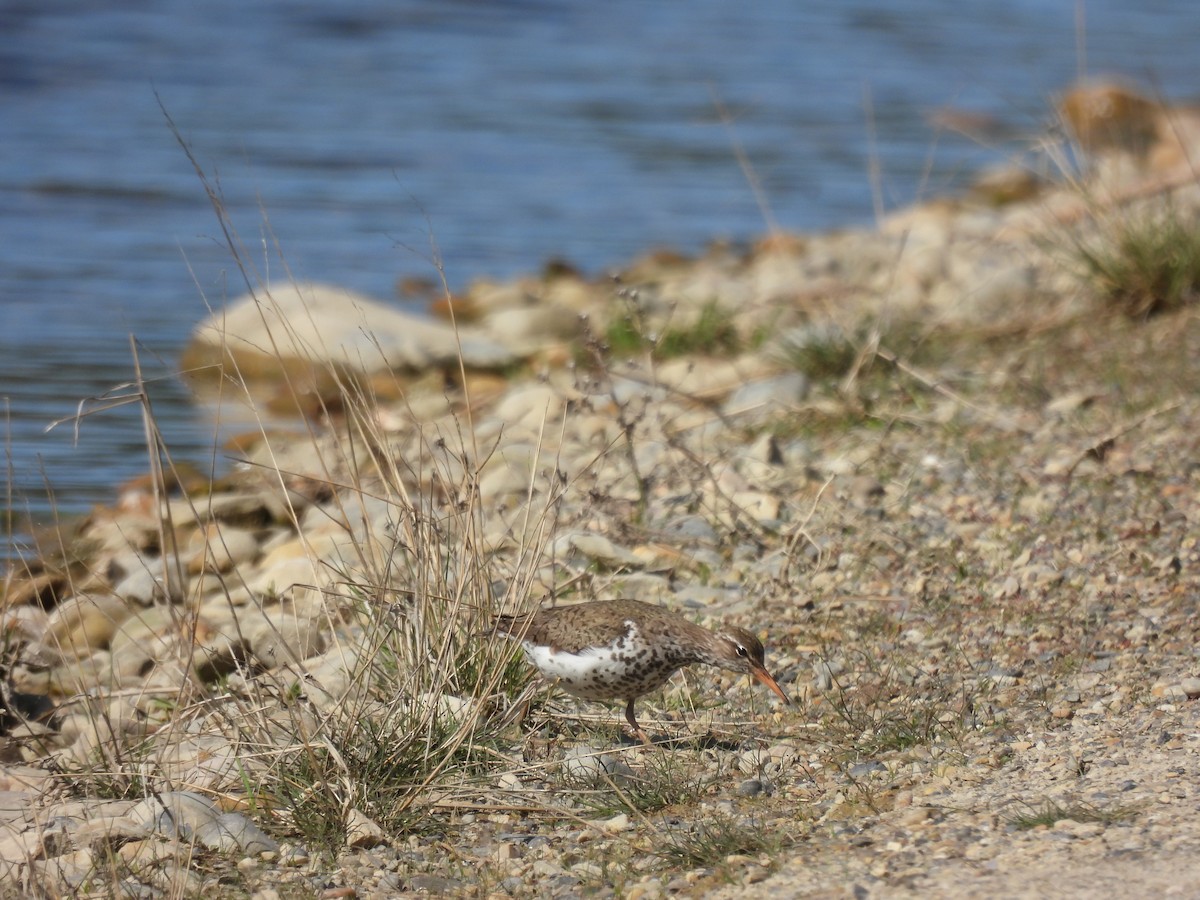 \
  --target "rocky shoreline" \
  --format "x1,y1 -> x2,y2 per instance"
3,80 -> 1200,897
